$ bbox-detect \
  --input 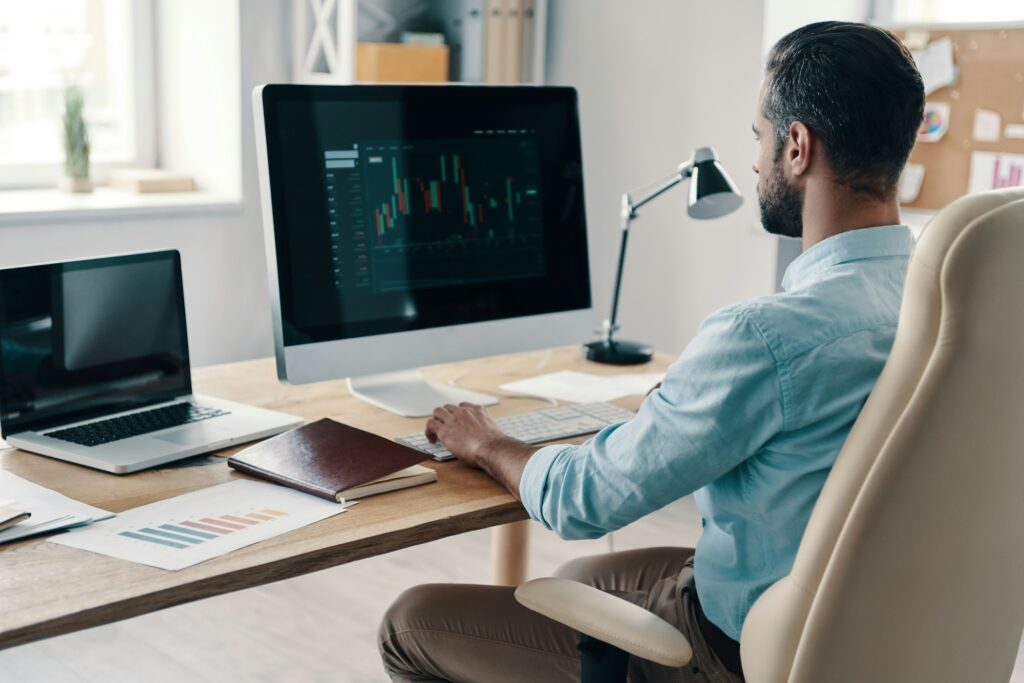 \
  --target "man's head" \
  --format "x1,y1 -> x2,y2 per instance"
753,22 -> 925,238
